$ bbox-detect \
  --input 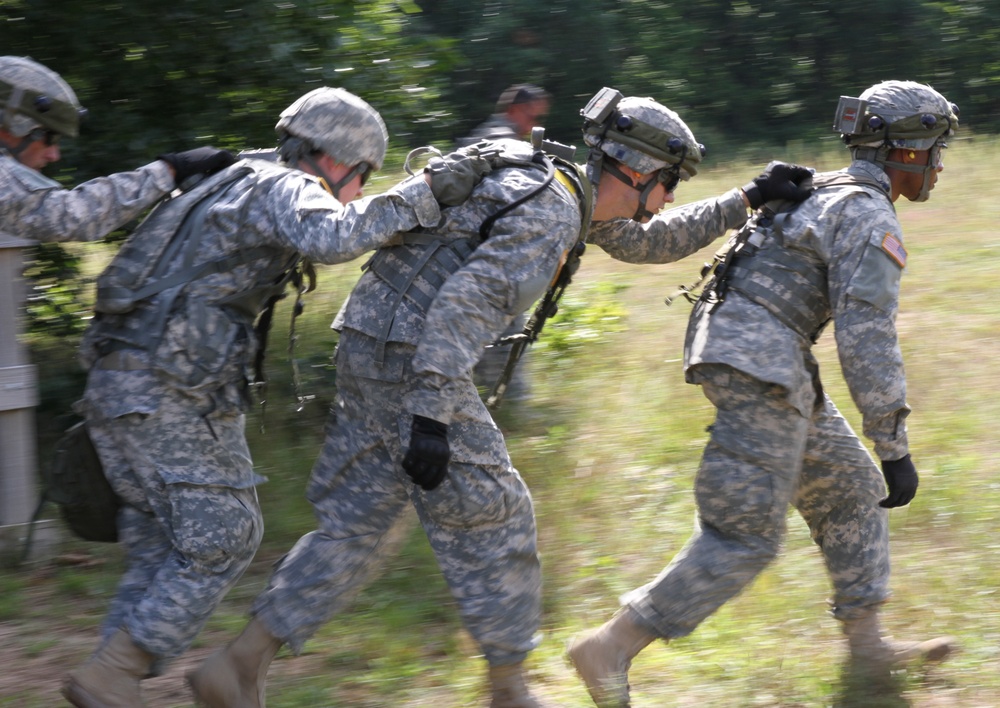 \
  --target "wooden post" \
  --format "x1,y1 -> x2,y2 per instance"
0,232 -> 59,564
